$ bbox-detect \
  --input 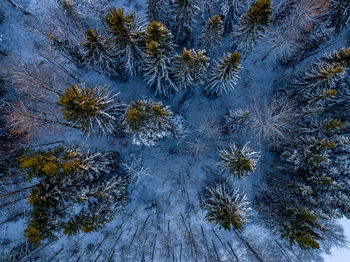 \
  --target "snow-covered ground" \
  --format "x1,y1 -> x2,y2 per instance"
1,0 -> 350,261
